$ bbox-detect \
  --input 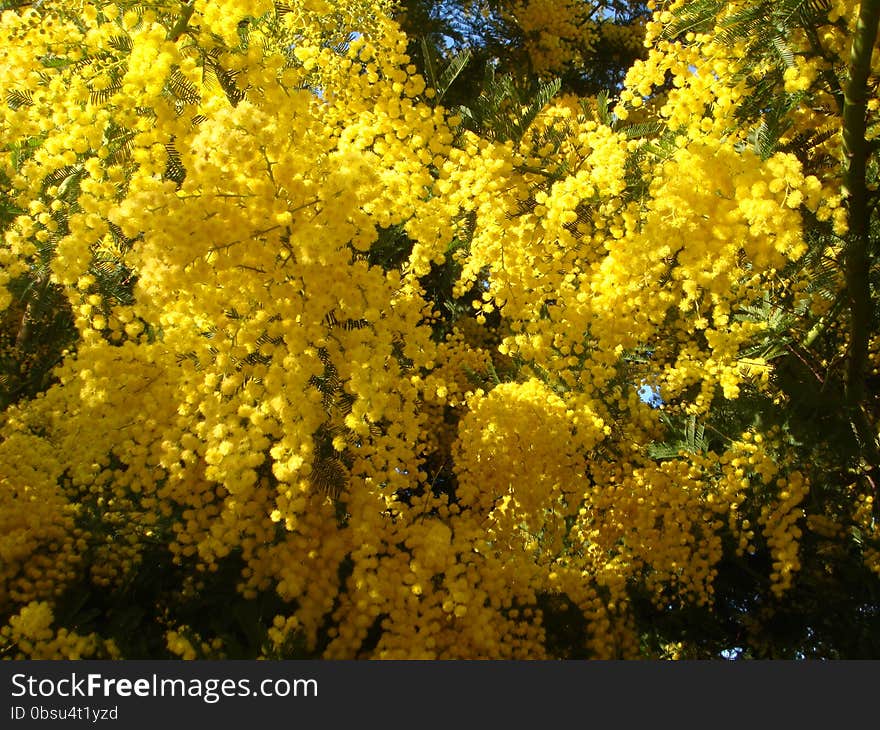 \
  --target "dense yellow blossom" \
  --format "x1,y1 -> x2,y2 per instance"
1,601 -> 118,659
0,0 -> 876,658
